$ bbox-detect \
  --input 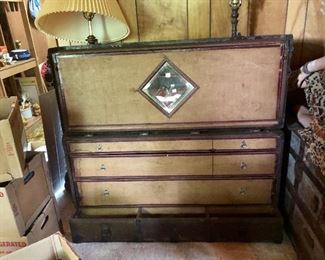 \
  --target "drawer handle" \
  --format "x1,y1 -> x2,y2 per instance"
239,188 -> 247,196
100,164 -> 107,171
303,228 -> 315,249
103,189 -> 110,197
240,162 -> 248,170
311,195 -> 320,213
240,140 -> 248,149
97,144 -> 103,151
